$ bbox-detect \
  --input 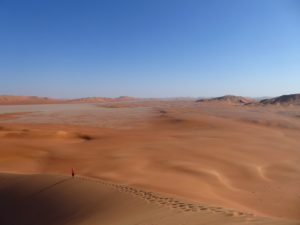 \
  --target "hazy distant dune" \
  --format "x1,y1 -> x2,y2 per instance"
0,95 -> 136,105
0,95 -> 62,105
67,96 -> 136,103
3,94 -> 300,107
